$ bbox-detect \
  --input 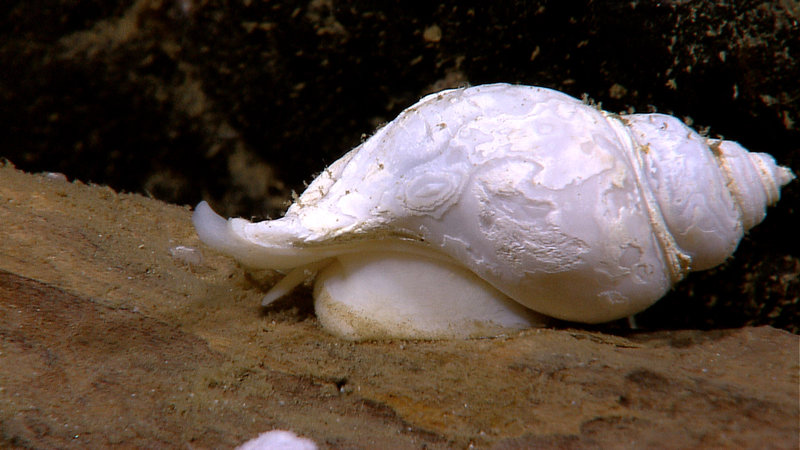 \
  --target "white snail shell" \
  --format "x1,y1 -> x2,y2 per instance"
194,83 -> 795,340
